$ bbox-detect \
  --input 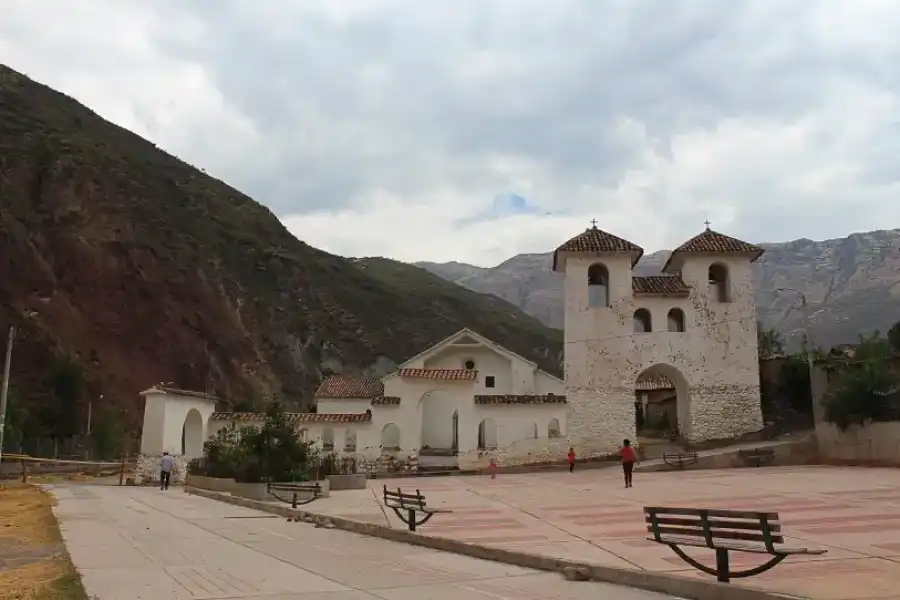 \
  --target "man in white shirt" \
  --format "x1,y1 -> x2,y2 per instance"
160,452 -> 174,491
